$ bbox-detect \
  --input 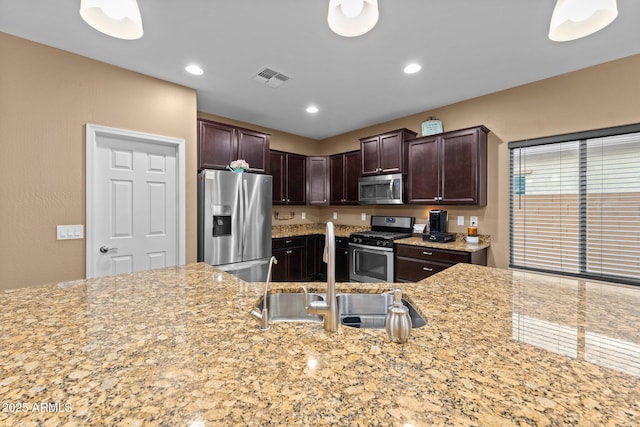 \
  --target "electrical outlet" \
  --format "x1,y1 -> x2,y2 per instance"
332,212 -> 338,220
470,216 -> 478,227
457,216 -> 464,226
301,212 -> 306,220
361,213 -> 366,221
